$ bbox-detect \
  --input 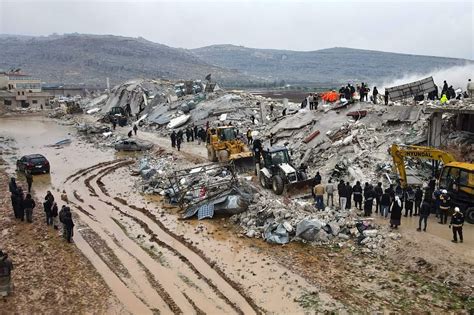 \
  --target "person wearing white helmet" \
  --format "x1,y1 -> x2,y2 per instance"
449,207 -> 464,243
438,190 -> 451,225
